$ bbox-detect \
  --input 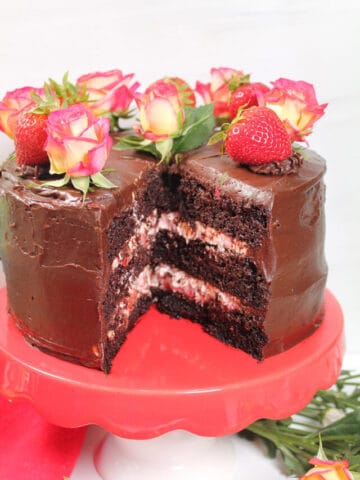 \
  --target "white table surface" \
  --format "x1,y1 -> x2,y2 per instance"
0,1 -> 359,477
